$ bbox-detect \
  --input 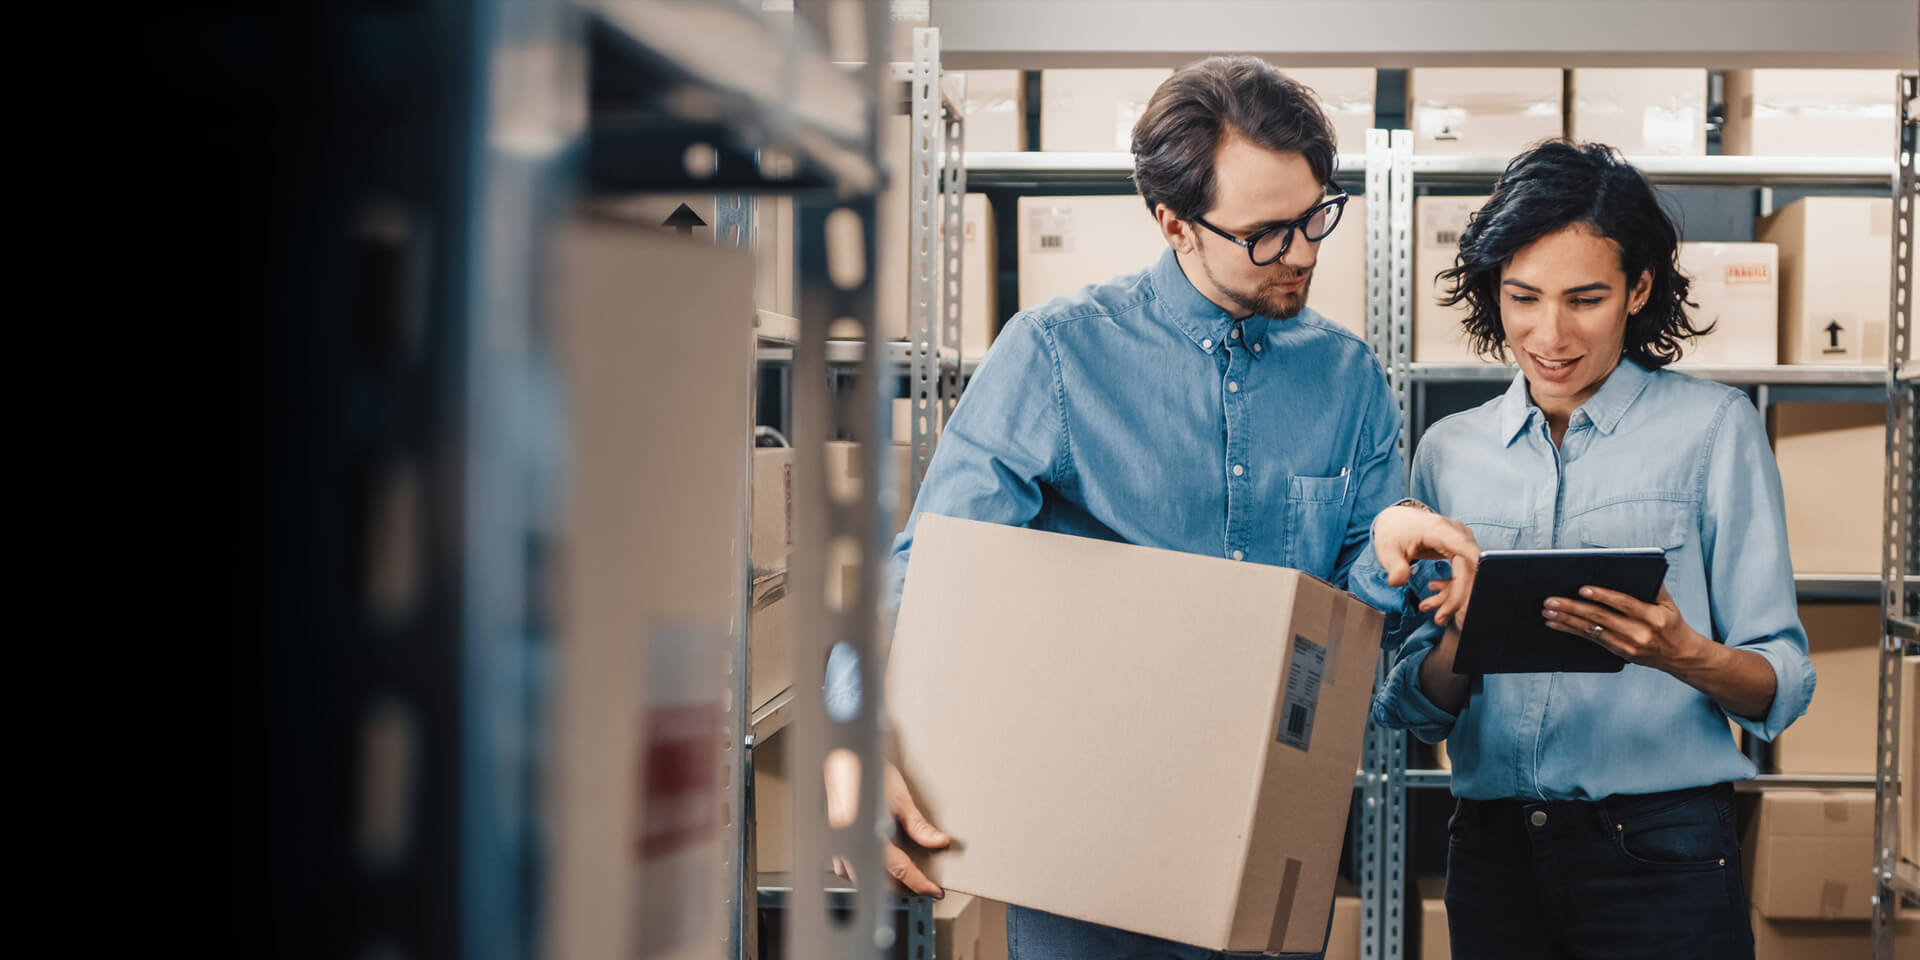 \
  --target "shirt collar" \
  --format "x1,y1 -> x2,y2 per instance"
1498,355 -> 1654,446
1147,248 -> 1274,357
